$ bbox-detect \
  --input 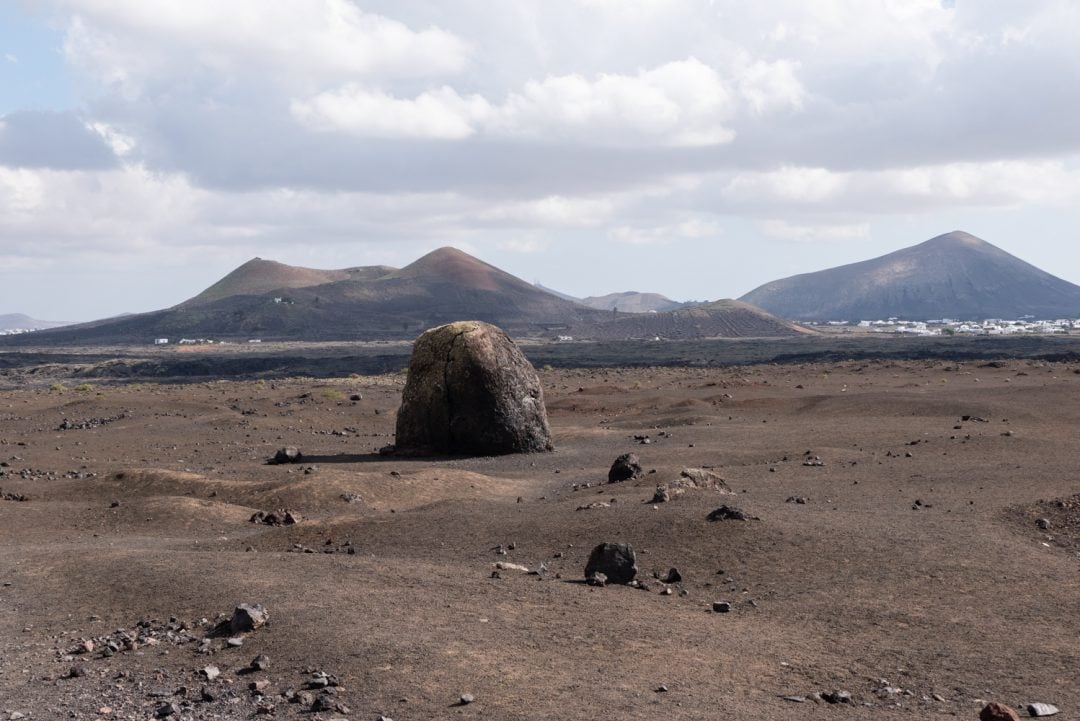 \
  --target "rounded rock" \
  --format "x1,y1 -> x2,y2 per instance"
395,321 -> 552,456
